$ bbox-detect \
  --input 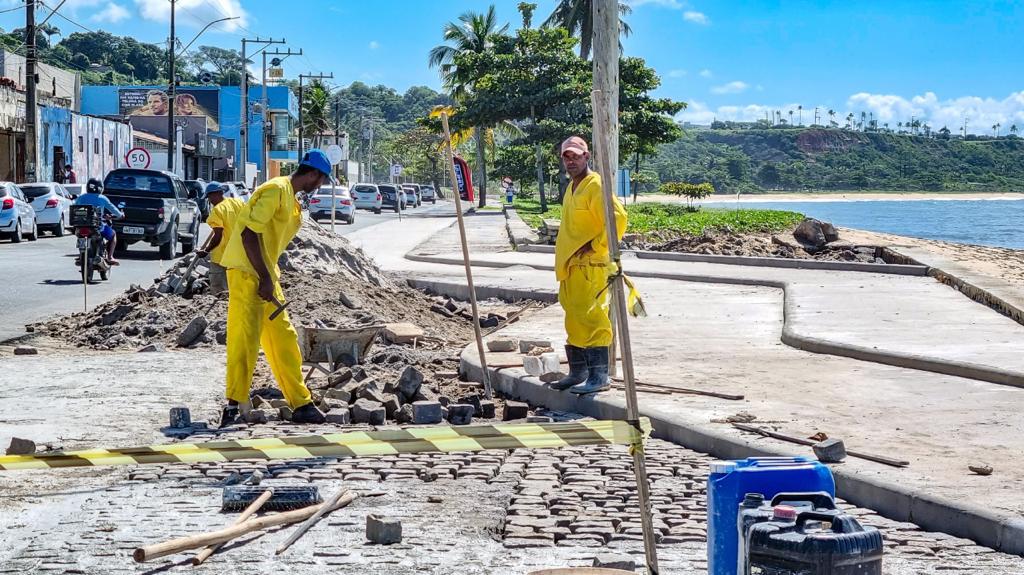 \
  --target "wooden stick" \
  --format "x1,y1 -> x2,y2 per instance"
612,378 -> 745,401
482,302 -> 537,337
191,489 -> 273,566
275,488 -> 350,555
731,423 -> 910,468
134,491 -> 357,563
